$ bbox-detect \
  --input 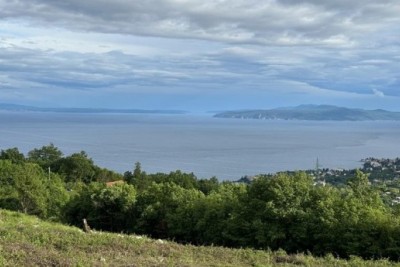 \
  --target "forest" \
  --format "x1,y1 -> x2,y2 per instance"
1,144 -> 400,261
